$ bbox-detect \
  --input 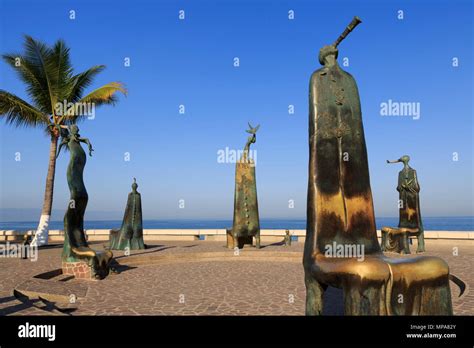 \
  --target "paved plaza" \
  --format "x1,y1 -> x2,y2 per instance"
0,239 -> 472,315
